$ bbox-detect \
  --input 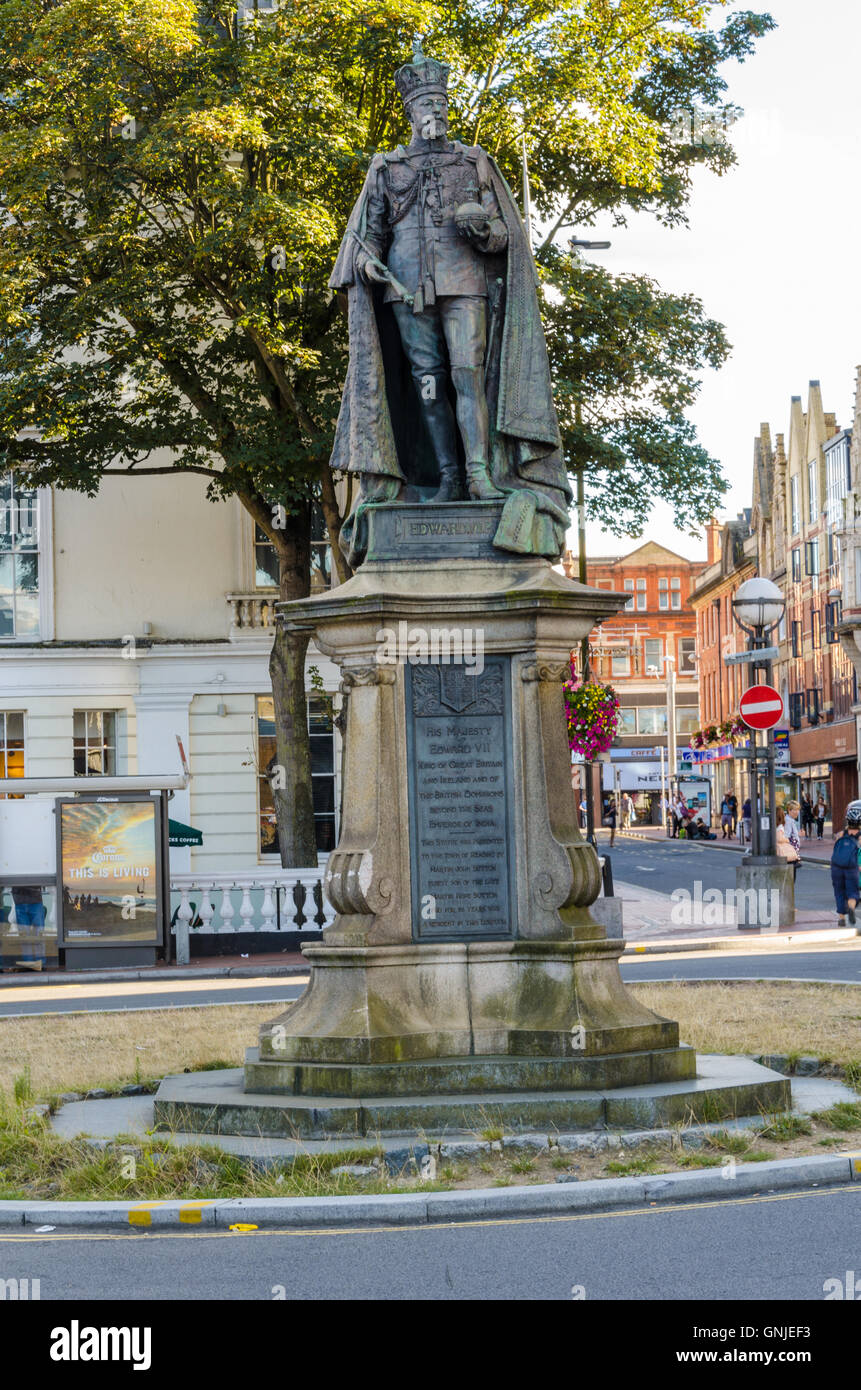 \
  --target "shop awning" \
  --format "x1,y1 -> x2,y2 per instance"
168,819 -> 203,847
